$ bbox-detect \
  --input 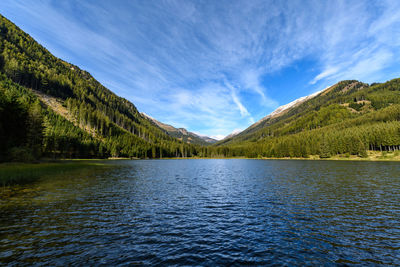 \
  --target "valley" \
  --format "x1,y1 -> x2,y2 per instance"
1,14 -> 400,162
